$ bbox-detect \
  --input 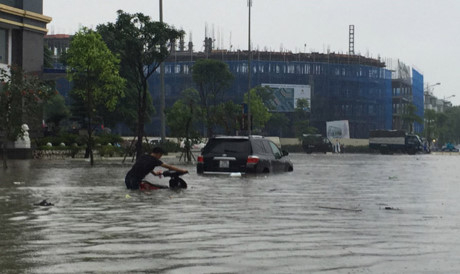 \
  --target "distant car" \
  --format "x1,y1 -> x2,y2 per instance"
148,137 -> 161,145
180,140 -> 206,151
441,143 -> 459,152
301,134 -> 333,154
197,135 -> 293,174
